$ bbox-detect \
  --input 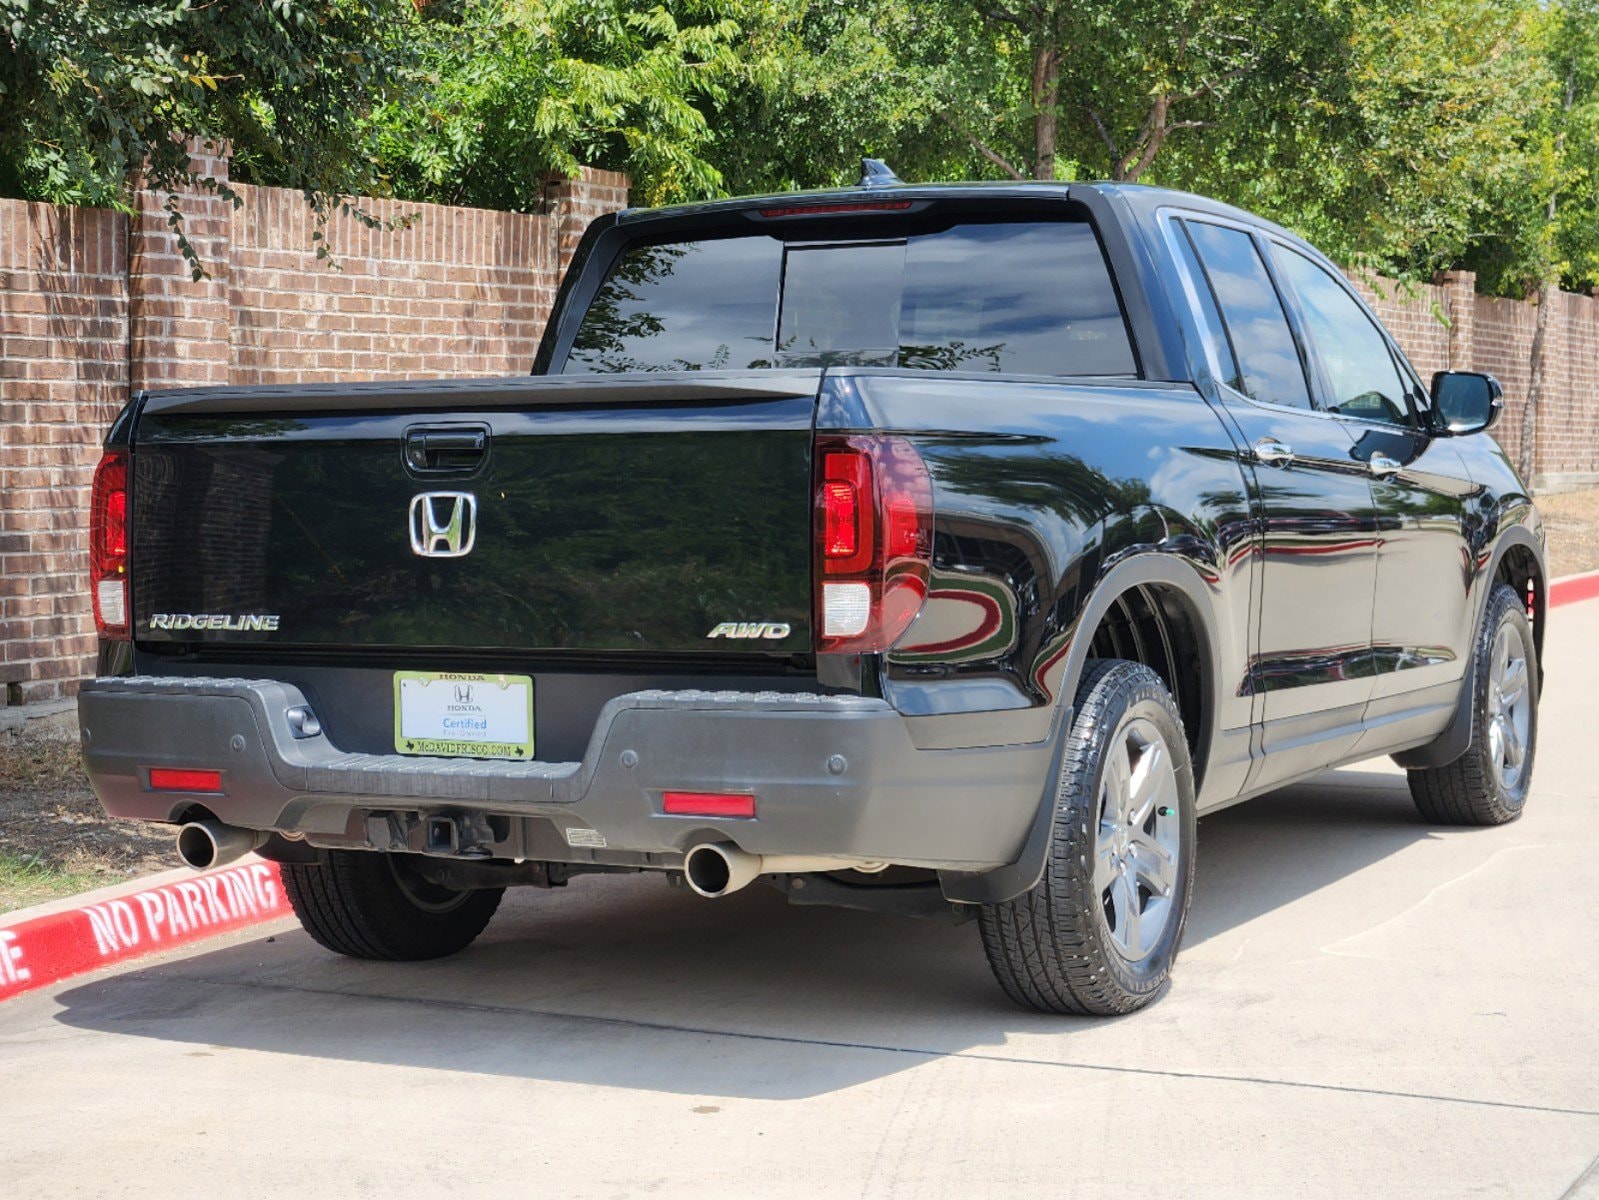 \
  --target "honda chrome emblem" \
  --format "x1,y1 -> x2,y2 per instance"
409,492 -> 477,558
